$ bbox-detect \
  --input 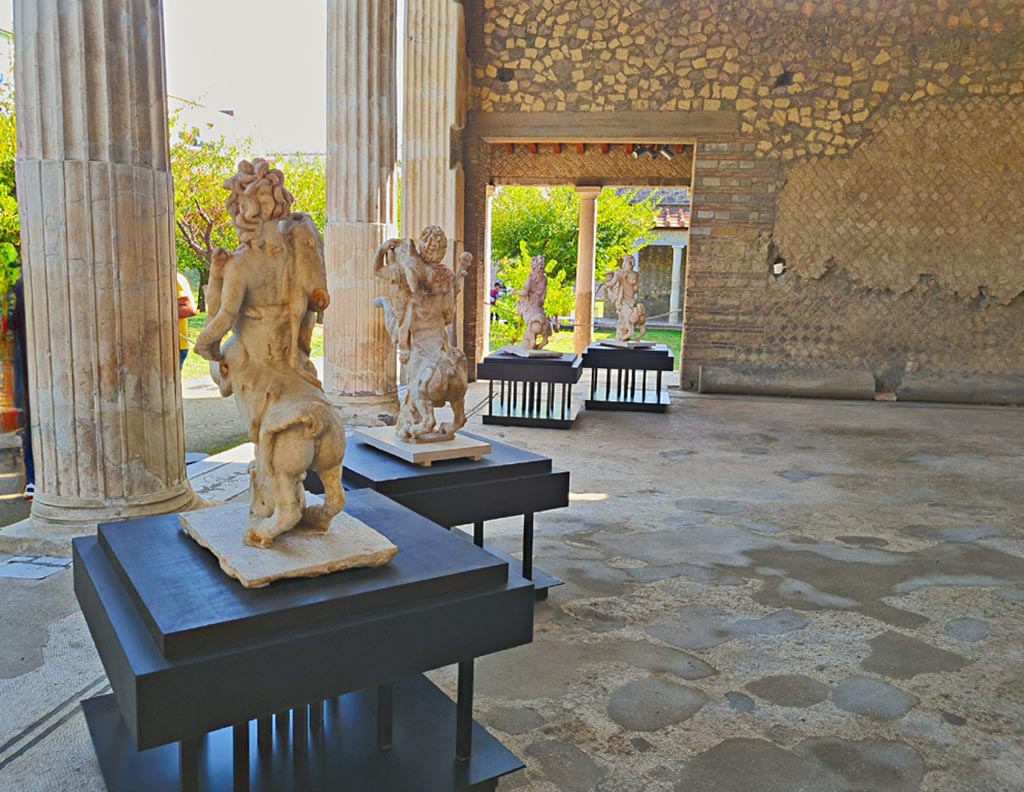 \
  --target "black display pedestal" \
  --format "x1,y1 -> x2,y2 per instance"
476,352 -> 583,429
581,343 -> 674,412
73,489 -> 534,792
314,431 -> 567,599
